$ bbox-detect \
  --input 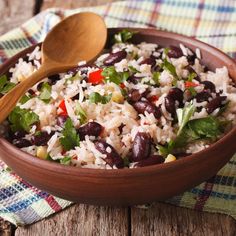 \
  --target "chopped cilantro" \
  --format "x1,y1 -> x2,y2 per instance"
19,94 -> 33,104
187,87 -> 197,96
187,72 -> 197,82
101,66 -> 129,85
0,75 -> 16,94
75,102 -> 87,124
60,156 -> 72,165
59,118 -> 80,151
113,29 -> 136,43
128,66 -> 140,73
89,92 -> 112,104
161,58 -> 179,85
123,157 -> 130,167
8,106 -> 39,132
152,71 -> 160,85
39,82 -> 51,103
